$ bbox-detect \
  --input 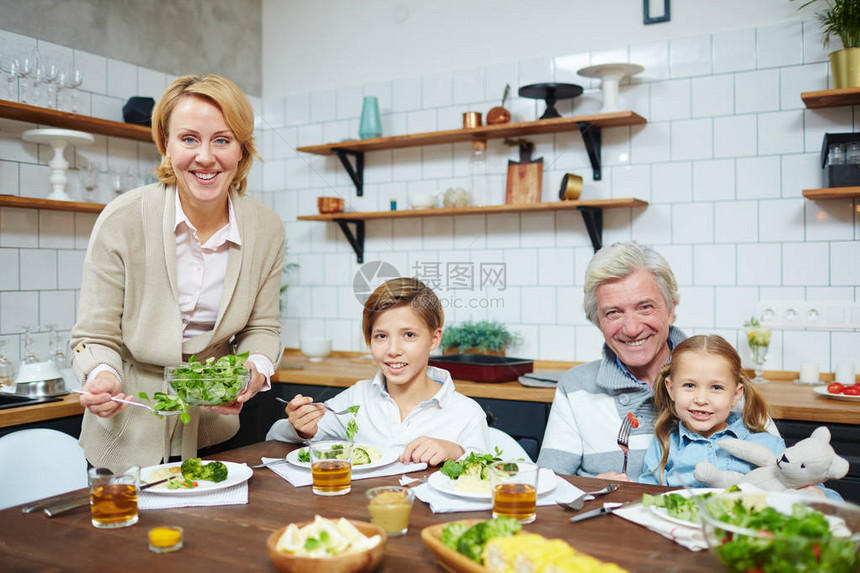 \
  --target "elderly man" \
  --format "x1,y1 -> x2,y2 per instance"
537,241 -> 685,478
